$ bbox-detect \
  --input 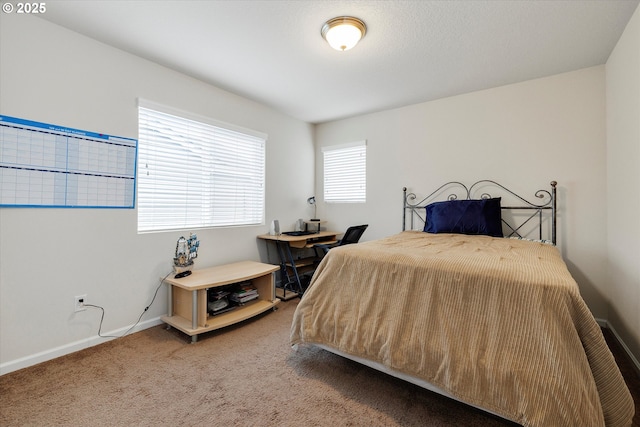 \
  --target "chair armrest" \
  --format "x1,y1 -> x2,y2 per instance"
314,241 -> 340,254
